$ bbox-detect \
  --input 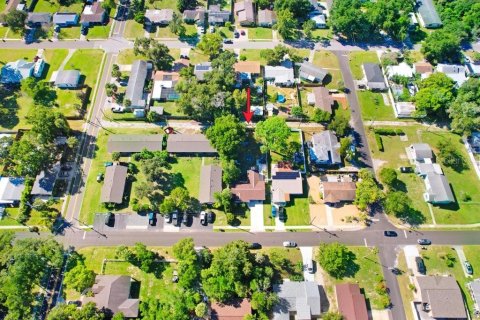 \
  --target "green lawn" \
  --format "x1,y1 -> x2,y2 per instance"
179,24 -> 198,40
33,0 -> 84,13
261,248 -> 304,280
217,27 -> 233,39
312,50 -> 343,89
284,196 -> 310,226
0,202 -> 63,230
58,27 -> 81,40
357,91 -> 395,121
239,49 -> 267,65
116,48 -> 180,65
349,51 -> 380,80
156,26 -> 176,38
214,208 -> 251,227
64,49 -> 104,88
42,49 -> 69,80
167,157 -> 202,199
0,49 -> 37,65
87,21 -> 113,39
0,27 -> 8,38
124,20 -> 146,39
310,28 -> 333,40
154,101 -> 185,116
464,246 -> 480,278
420,246 -> 475,317
321,246 -> 388,310
188,49 -> 210,65
247,27 -> 273,40
147,0 -> 179,11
